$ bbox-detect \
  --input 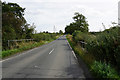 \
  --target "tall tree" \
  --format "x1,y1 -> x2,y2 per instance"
2,2 -> 34,50
73,12 -> 89,32
65,12 -> 89,34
